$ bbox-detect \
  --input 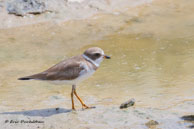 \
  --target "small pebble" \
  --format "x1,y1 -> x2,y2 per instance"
120,98 -> 135,109
145,120 -> 159,128
181,115 -> 194,122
